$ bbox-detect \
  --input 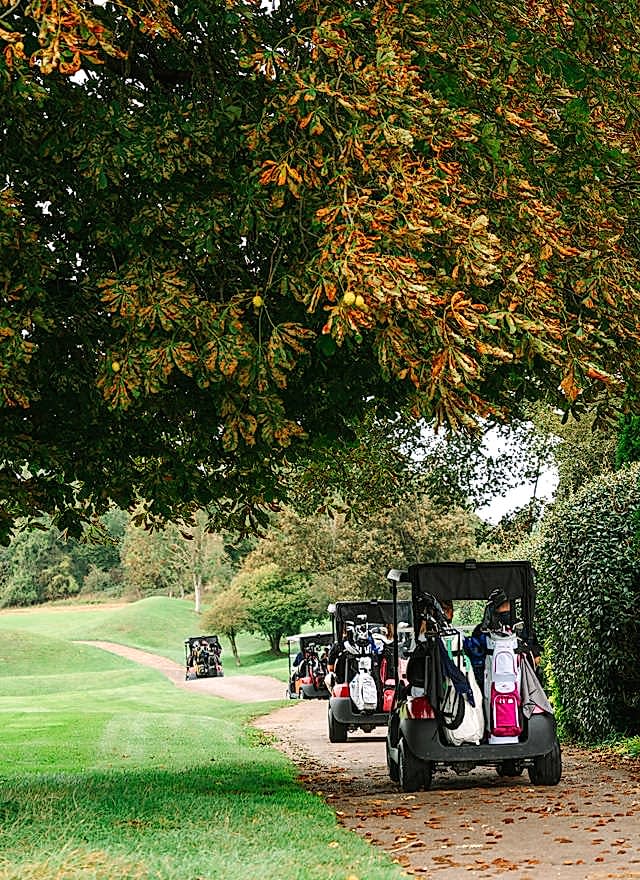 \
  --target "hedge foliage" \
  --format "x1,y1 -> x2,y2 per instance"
533,462 -> 640,742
